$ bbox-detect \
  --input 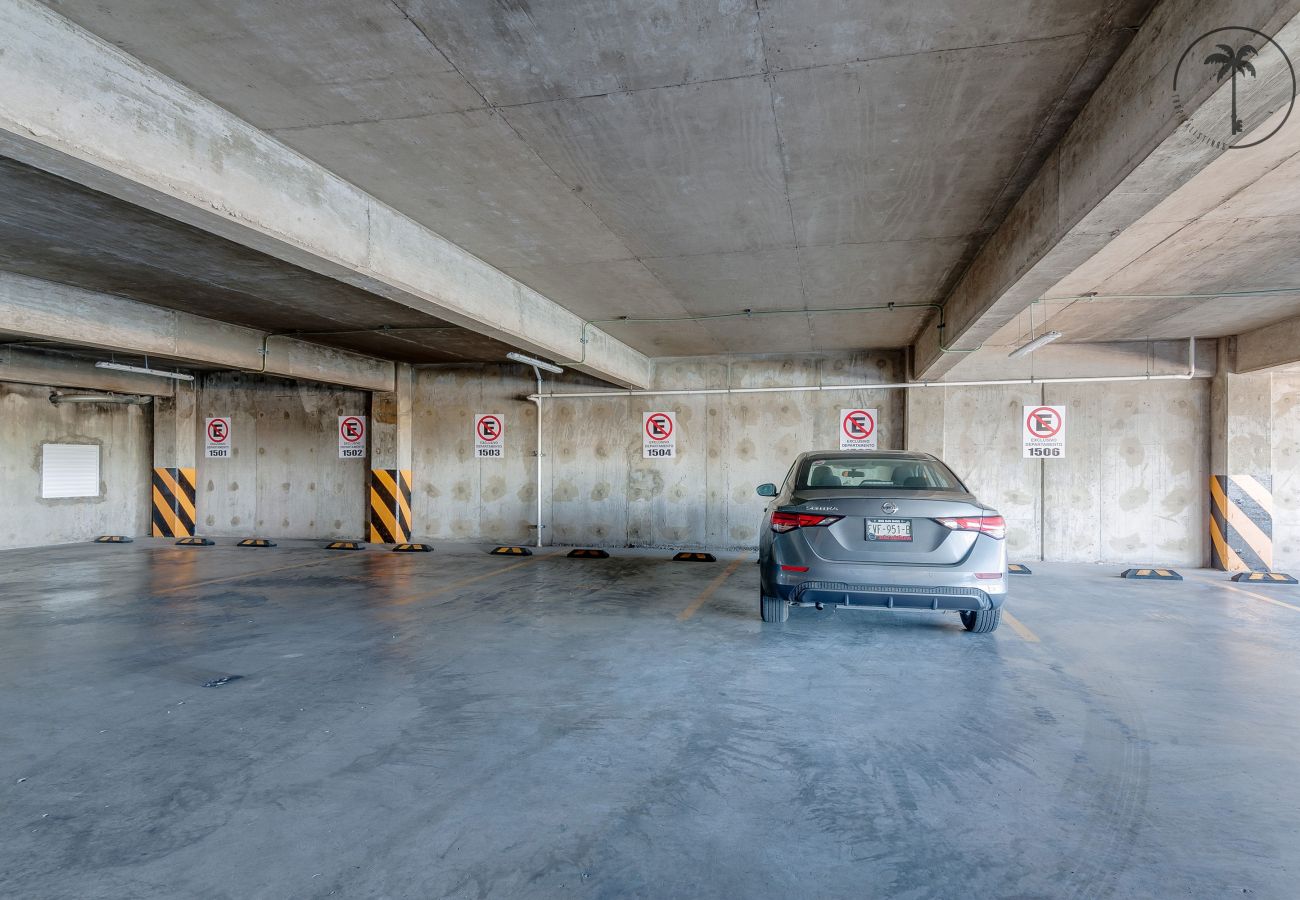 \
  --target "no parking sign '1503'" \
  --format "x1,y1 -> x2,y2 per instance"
1022,405 -> 1066,459
474,413 -> 505,458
